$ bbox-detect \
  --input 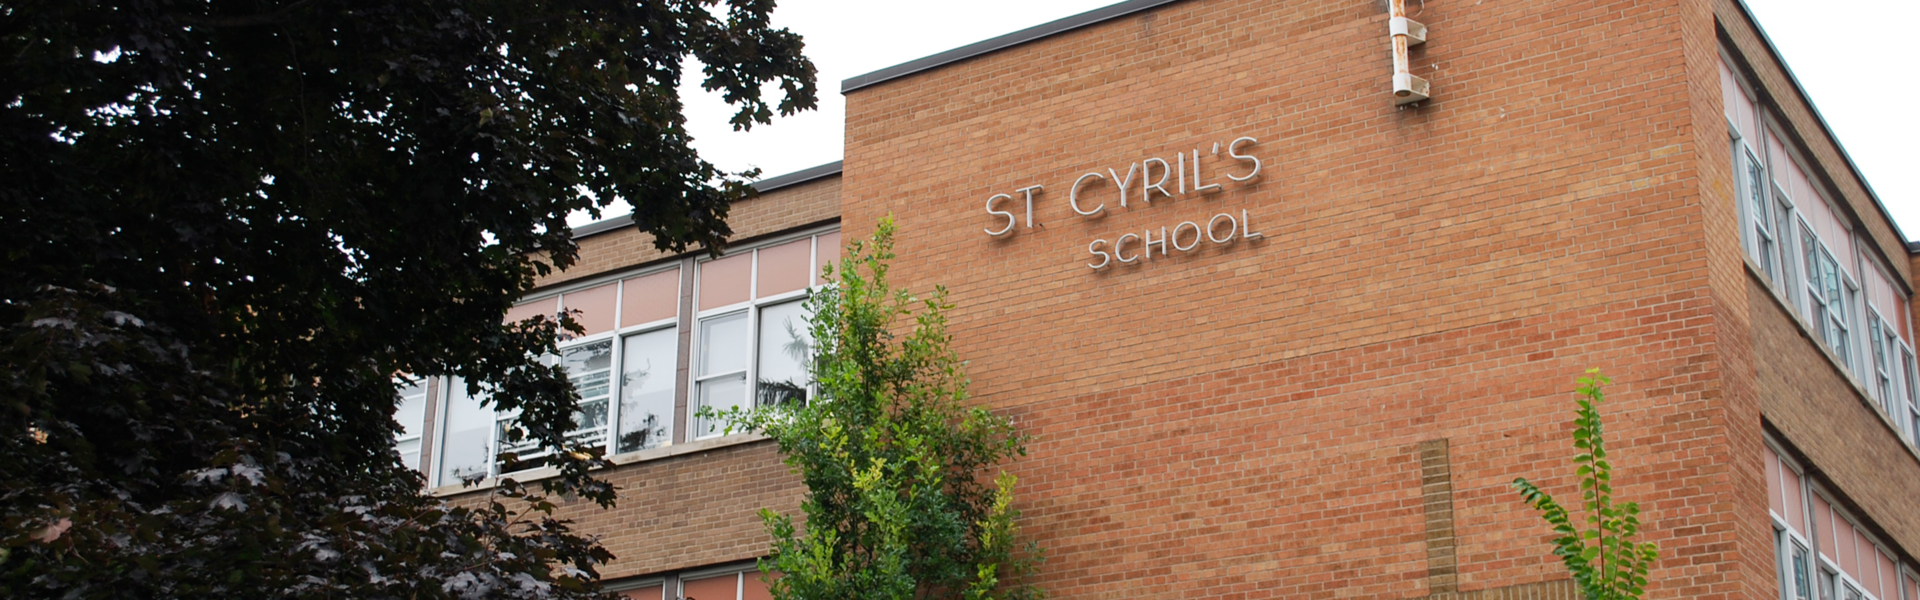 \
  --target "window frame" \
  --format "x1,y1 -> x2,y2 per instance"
393,376 -> 432,474
613,311 -> 680,455
1868,310 -> 1894,412
689,229 -> 832,441
1903,345 -> 1920,447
